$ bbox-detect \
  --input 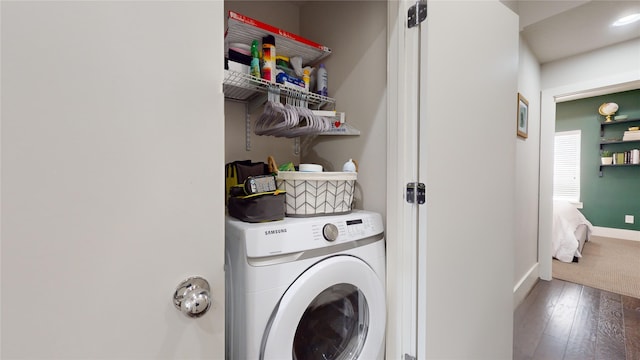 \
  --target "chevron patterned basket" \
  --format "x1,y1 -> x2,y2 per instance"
276,171 -> 357,217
